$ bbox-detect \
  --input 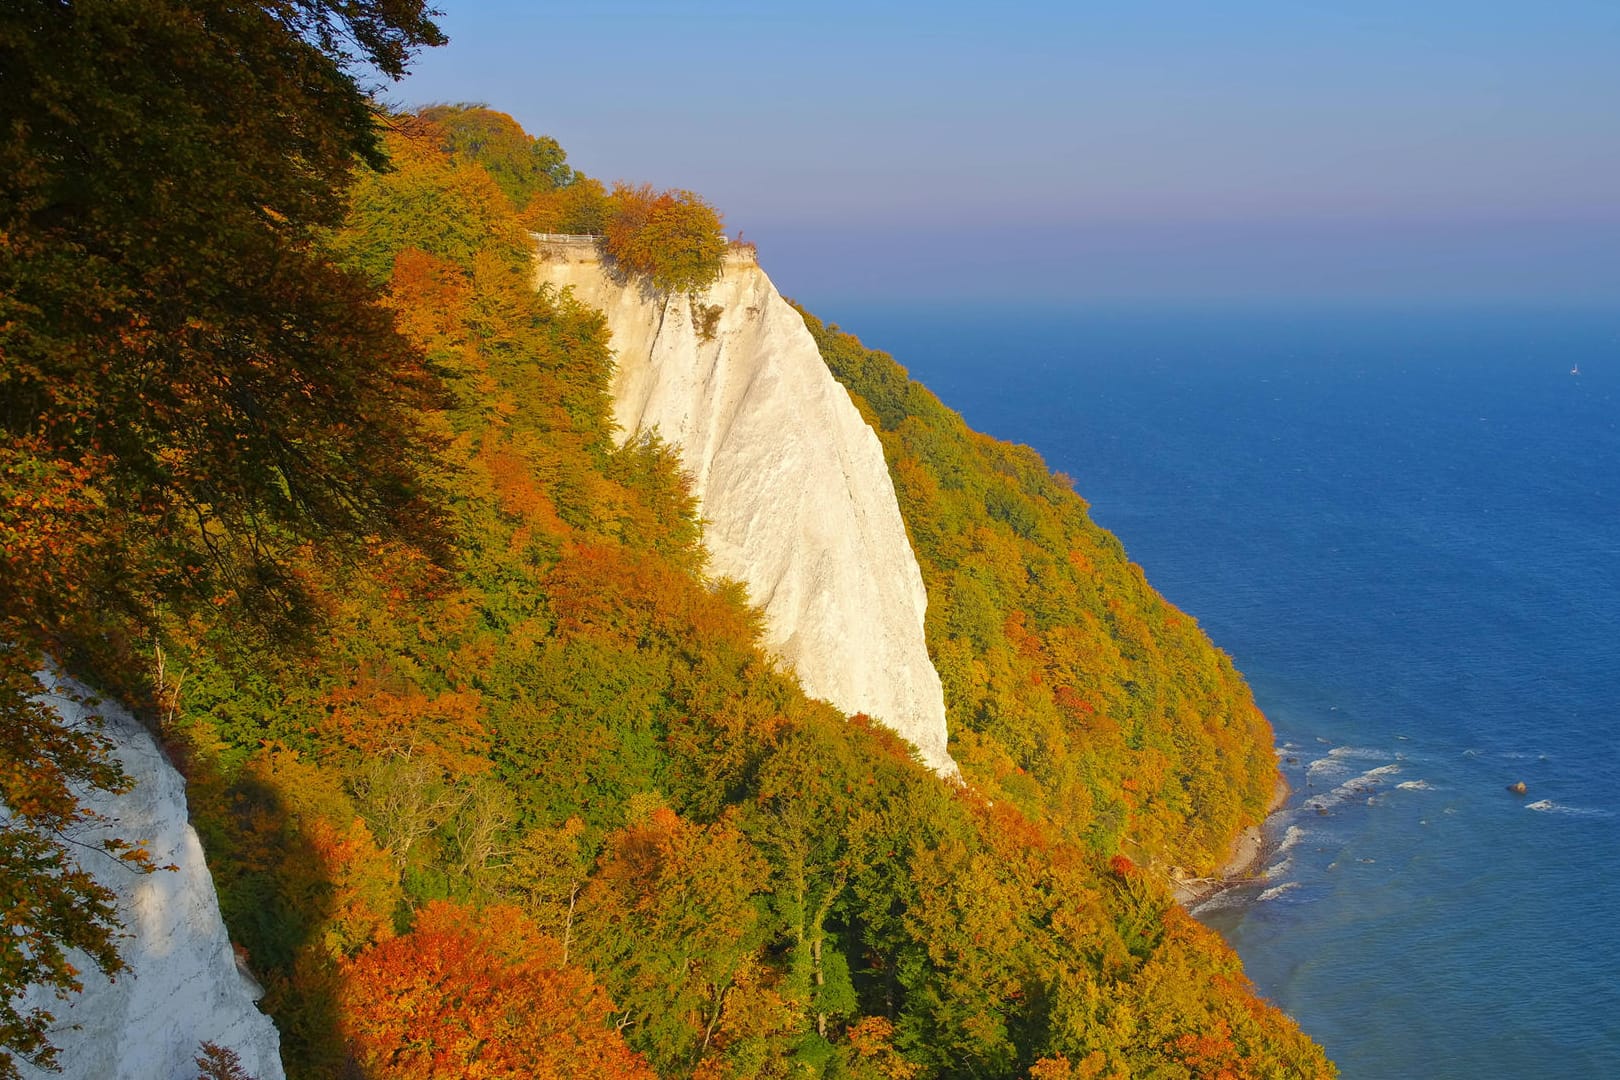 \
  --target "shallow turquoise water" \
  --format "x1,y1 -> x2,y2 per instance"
812,301 -> 1620,1079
